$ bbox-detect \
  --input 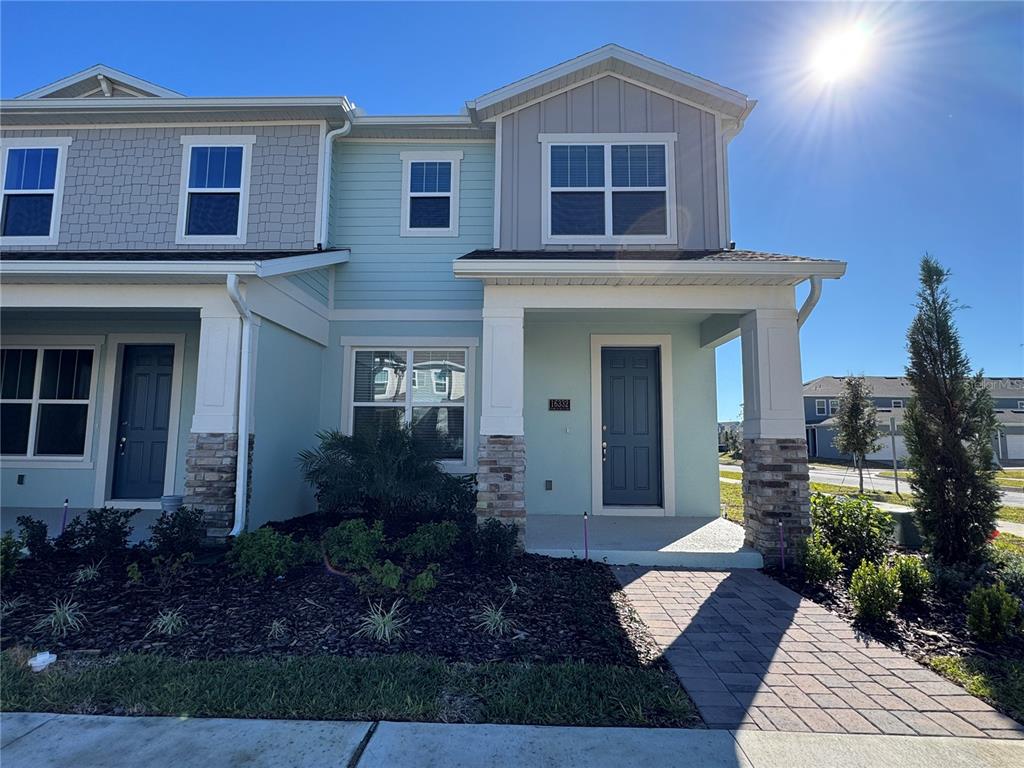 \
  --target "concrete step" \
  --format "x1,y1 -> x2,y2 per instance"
527,545 -> 764,569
